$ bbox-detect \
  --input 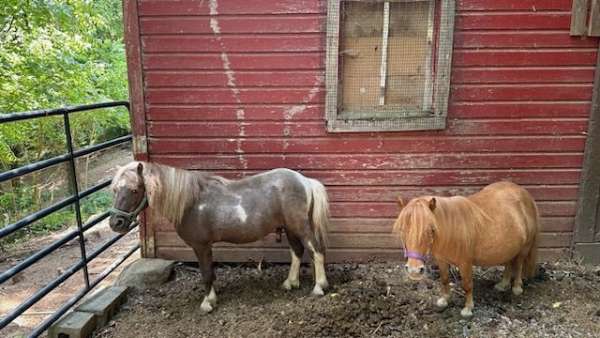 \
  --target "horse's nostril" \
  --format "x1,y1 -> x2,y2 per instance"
116,218 -> 125,228
404,264 -> 409,272
419,266 -> 425,274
